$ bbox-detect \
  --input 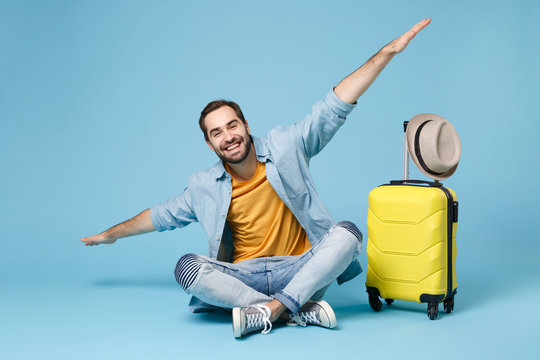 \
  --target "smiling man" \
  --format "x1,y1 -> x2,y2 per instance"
203,101 -> 253,166
81,19 -> 431,337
